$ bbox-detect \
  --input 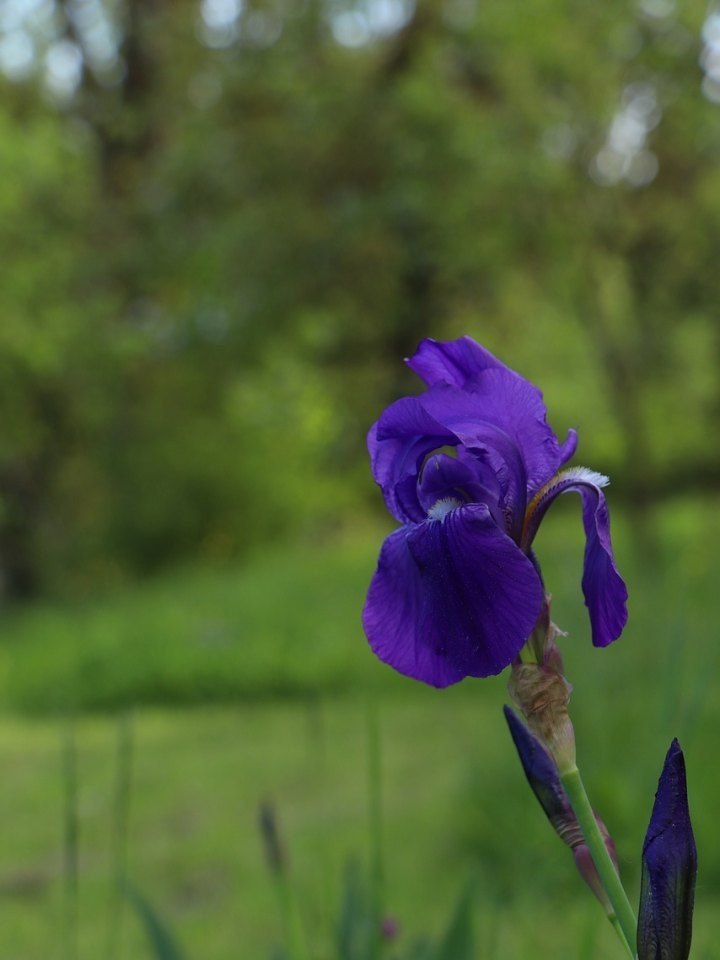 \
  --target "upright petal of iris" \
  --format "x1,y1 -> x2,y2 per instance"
368,396 -> 456,524
406,335 -> 511,387
362,505 -> 543,685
